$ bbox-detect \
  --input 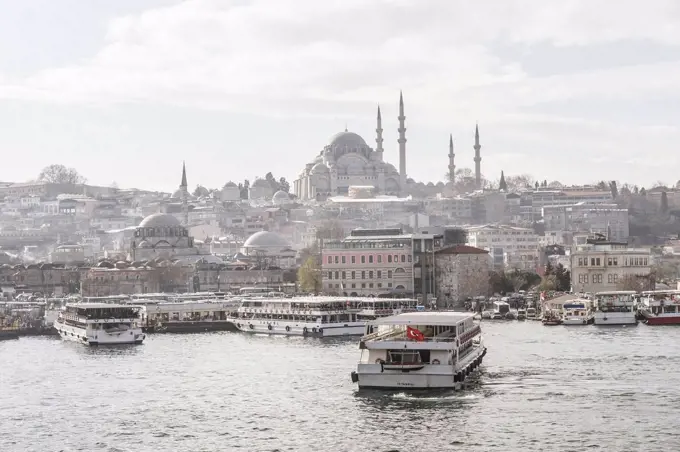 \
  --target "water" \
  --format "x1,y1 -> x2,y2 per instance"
1,322 -> 677,452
